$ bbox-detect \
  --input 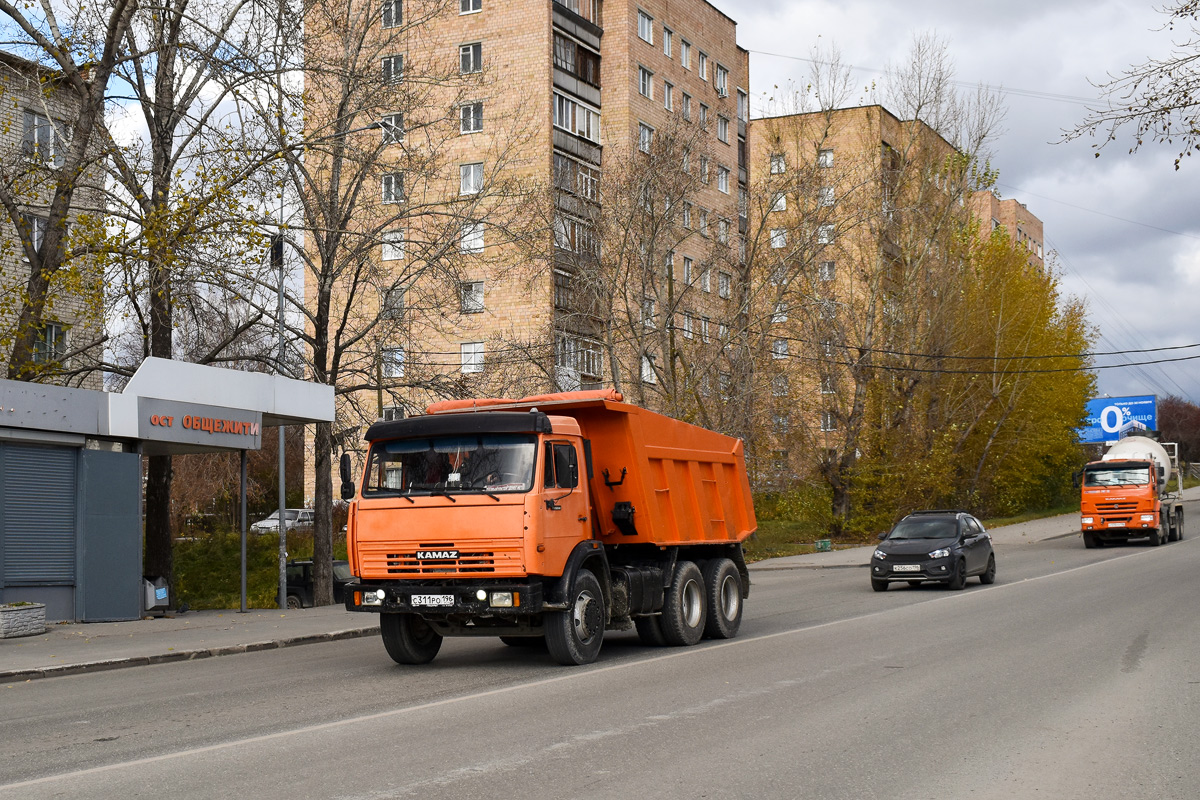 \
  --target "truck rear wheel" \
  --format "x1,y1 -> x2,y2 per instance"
545,568 -> 604,666
380,613 -> 442,665
661,561 -> 706,646
702,558 -> 743,639
1176,510 -> 1185,540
